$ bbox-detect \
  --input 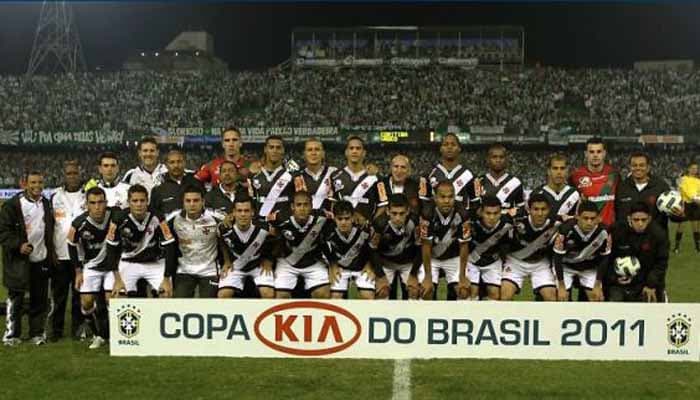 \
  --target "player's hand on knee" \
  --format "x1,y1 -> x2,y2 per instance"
75,270 -> 84,291
556,282 -> 568,302
375,276 -> 390,299
160,277 -> 173,298
457,279 -> 470,300
642,287 -> 657,303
